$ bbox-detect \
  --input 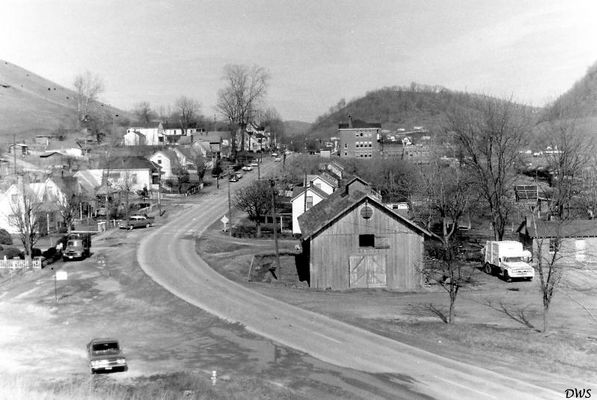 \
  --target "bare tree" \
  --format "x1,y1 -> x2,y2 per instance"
191,150 -> 207,183
216,64 -> 270,160
233,180 -> 273,237
174,96 -> 201,134
540,120 -> 592,219
74,71 -> 104,127
415,160 -> 477,323
448,97 -> 530,240
133,101 -> 156,125
9,179 -> 42,265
